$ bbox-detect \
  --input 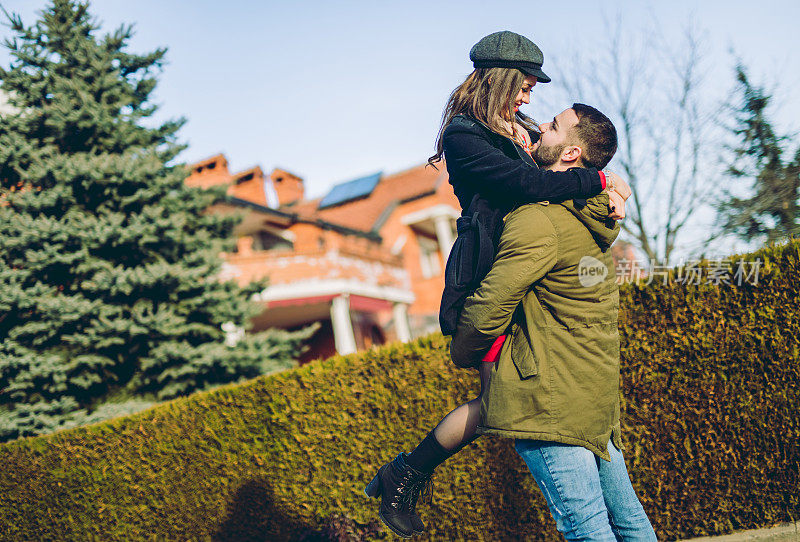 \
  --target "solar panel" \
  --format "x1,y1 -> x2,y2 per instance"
318,172 -> 382,209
